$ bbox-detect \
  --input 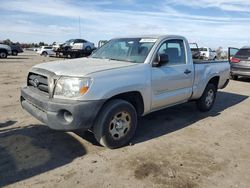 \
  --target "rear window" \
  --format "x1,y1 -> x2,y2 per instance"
236,49 -> 250,57
44,47 -> 52,49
